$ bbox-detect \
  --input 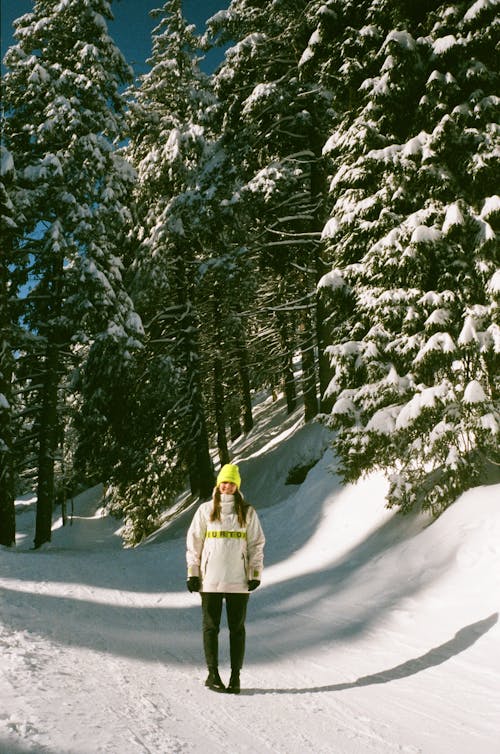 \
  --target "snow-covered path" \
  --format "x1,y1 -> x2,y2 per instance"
1,402 -> 499,754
